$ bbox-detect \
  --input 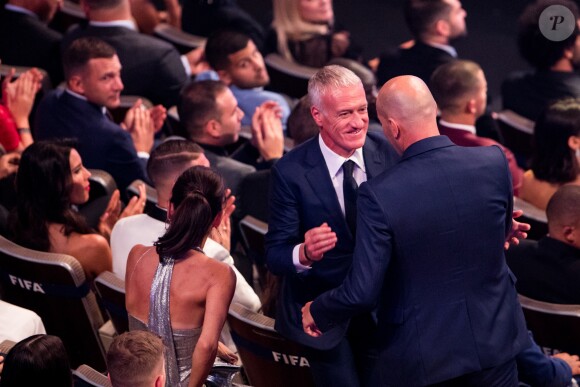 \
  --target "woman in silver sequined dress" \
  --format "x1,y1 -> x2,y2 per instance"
125,166 -> 236,387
